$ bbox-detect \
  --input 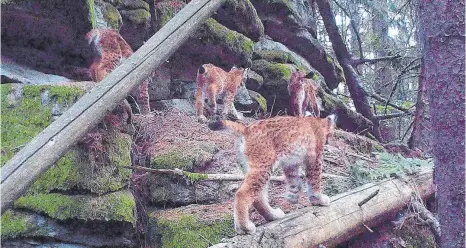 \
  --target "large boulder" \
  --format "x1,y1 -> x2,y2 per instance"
116,0 -> 152,49
1,0 -> 95,80
213,0 -> 264,41
251,0 -> 345,89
